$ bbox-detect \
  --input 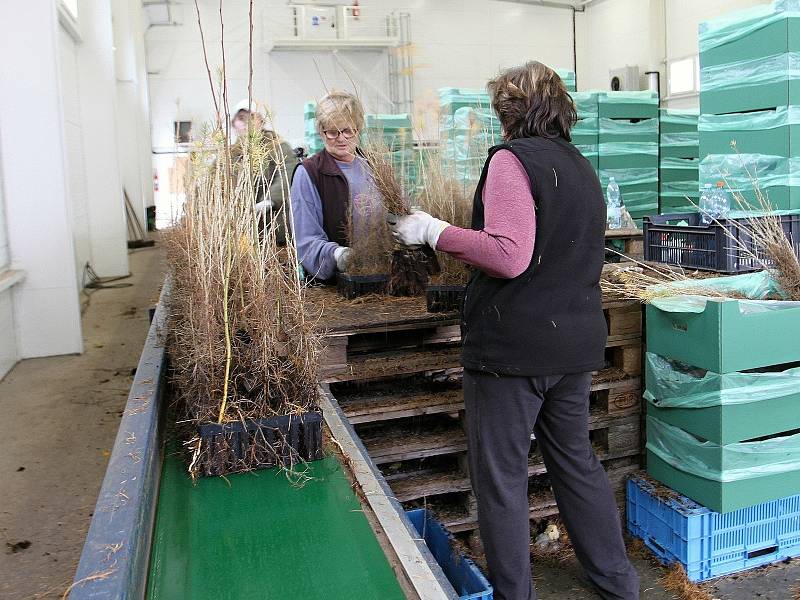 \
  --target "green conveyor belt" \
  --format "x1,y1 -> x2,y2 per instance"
146,442 -> 406,600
